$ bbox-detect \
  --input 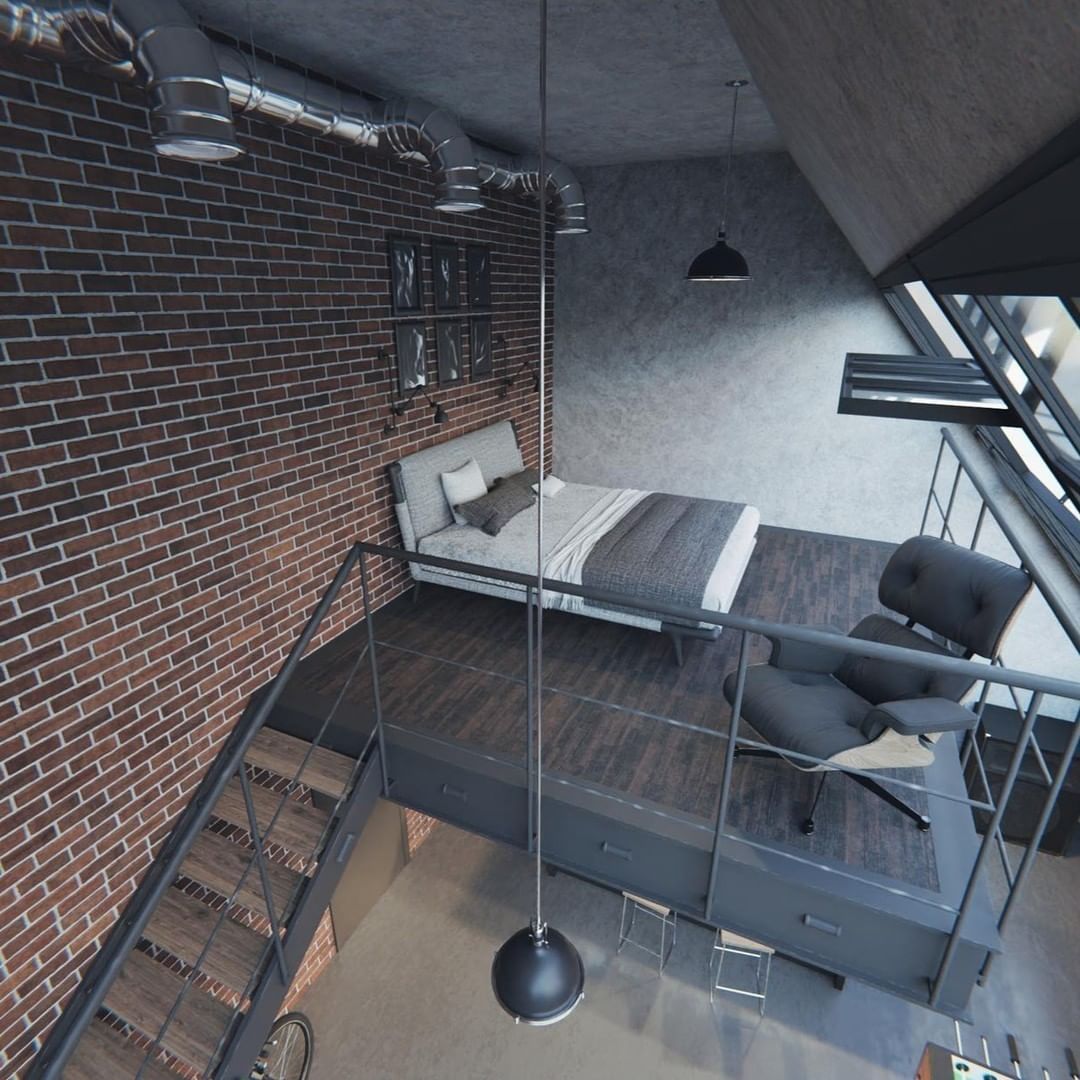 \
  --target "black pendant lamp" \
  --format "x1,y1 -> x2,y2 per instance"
687,79 -> 751,282
491,0 -> 585,1027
